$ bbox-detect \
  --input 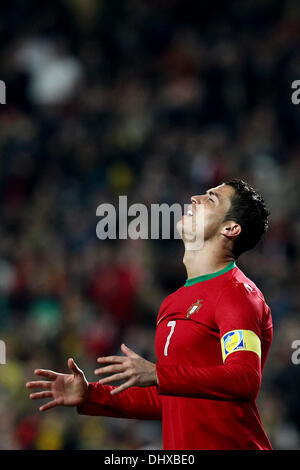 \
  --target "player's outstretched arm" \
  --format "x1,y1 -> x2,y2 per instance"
26,358 -> 89,411
27,355 -> 162,420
